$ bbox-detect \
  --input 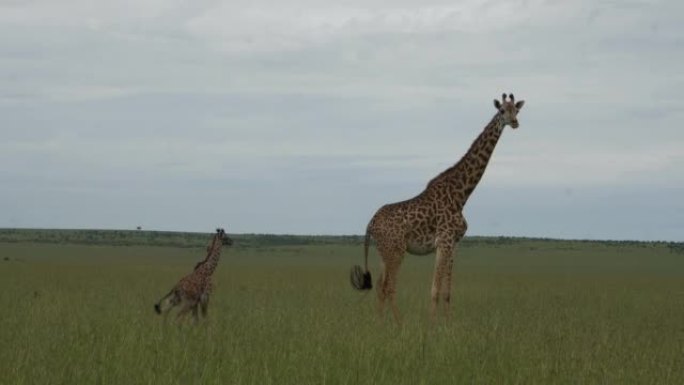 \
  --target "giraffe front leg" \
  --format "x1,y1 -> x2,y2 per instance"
441,245 -> 456,320
441,216 -> 467,319
430,245 -> 451,322
439,217 -> 466,320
